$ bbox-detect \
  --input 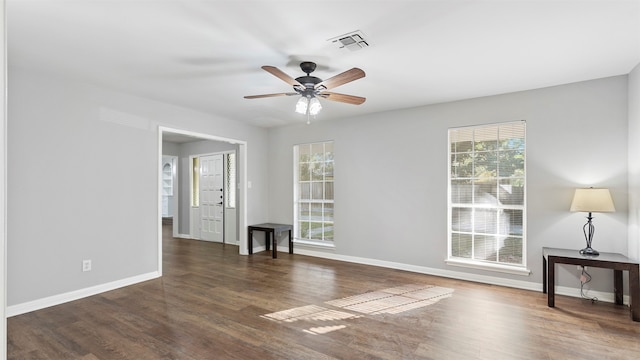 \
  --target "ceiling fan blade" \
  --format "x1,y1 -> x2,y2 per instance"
315,68 -> 365,90
262,66 -> 304,87
244,92 -> 298,99
319,92 -> 366,105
